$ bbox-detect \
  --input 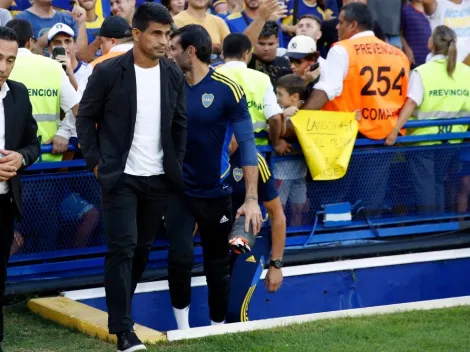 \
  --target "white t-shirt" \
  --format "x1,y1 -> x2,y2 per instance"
74,61 -> 93,99
124,64 -> 164,176
427,0 -> 470,61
